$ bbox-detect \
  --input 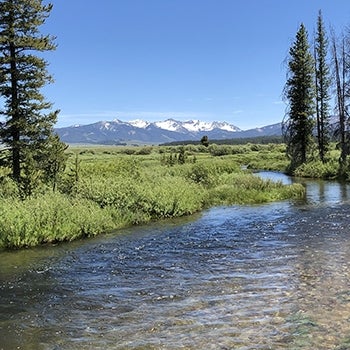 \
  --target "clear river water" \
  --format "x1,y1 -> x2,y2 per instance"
2,172 -> 350,349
